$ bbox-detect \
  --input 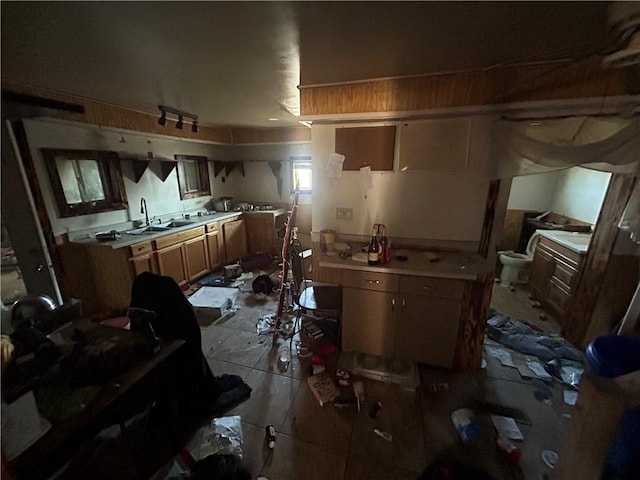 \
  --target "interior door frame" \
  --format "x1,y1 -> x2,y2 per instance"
1,120 -> 62,303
